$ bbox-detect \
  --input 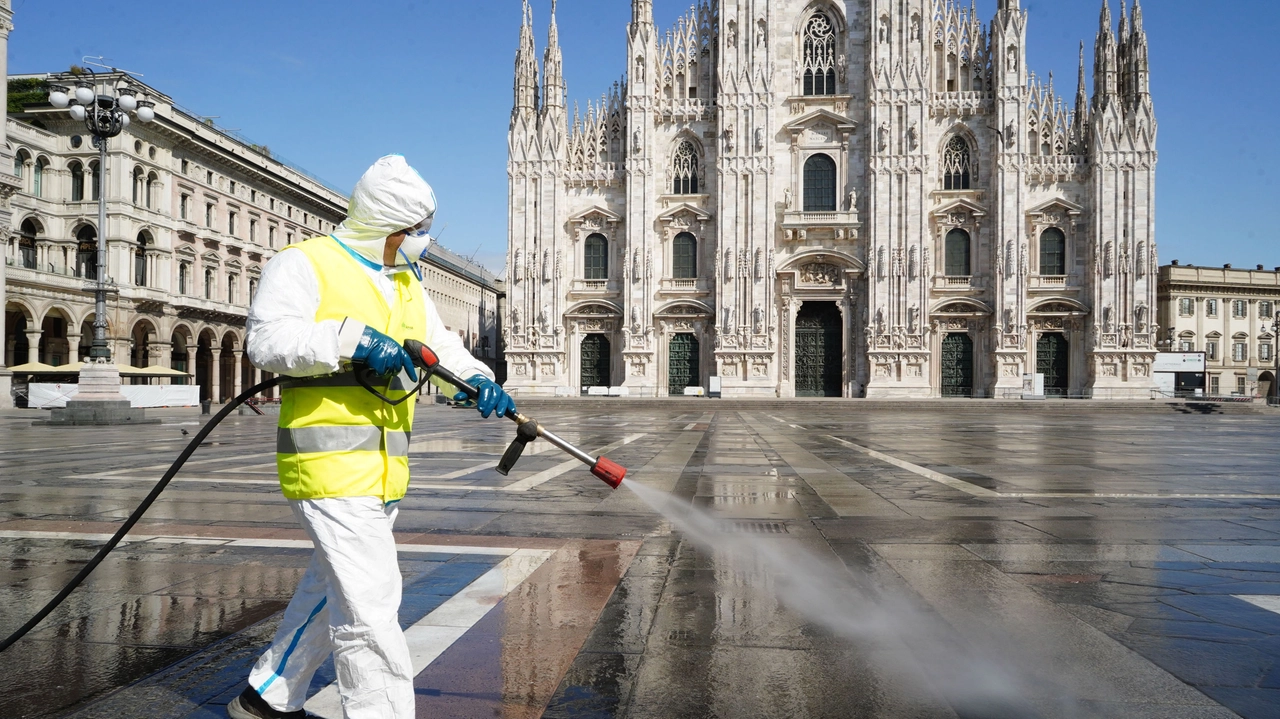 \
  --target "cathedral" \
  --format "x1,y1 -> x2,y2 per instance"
504,0 -> 1159,399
